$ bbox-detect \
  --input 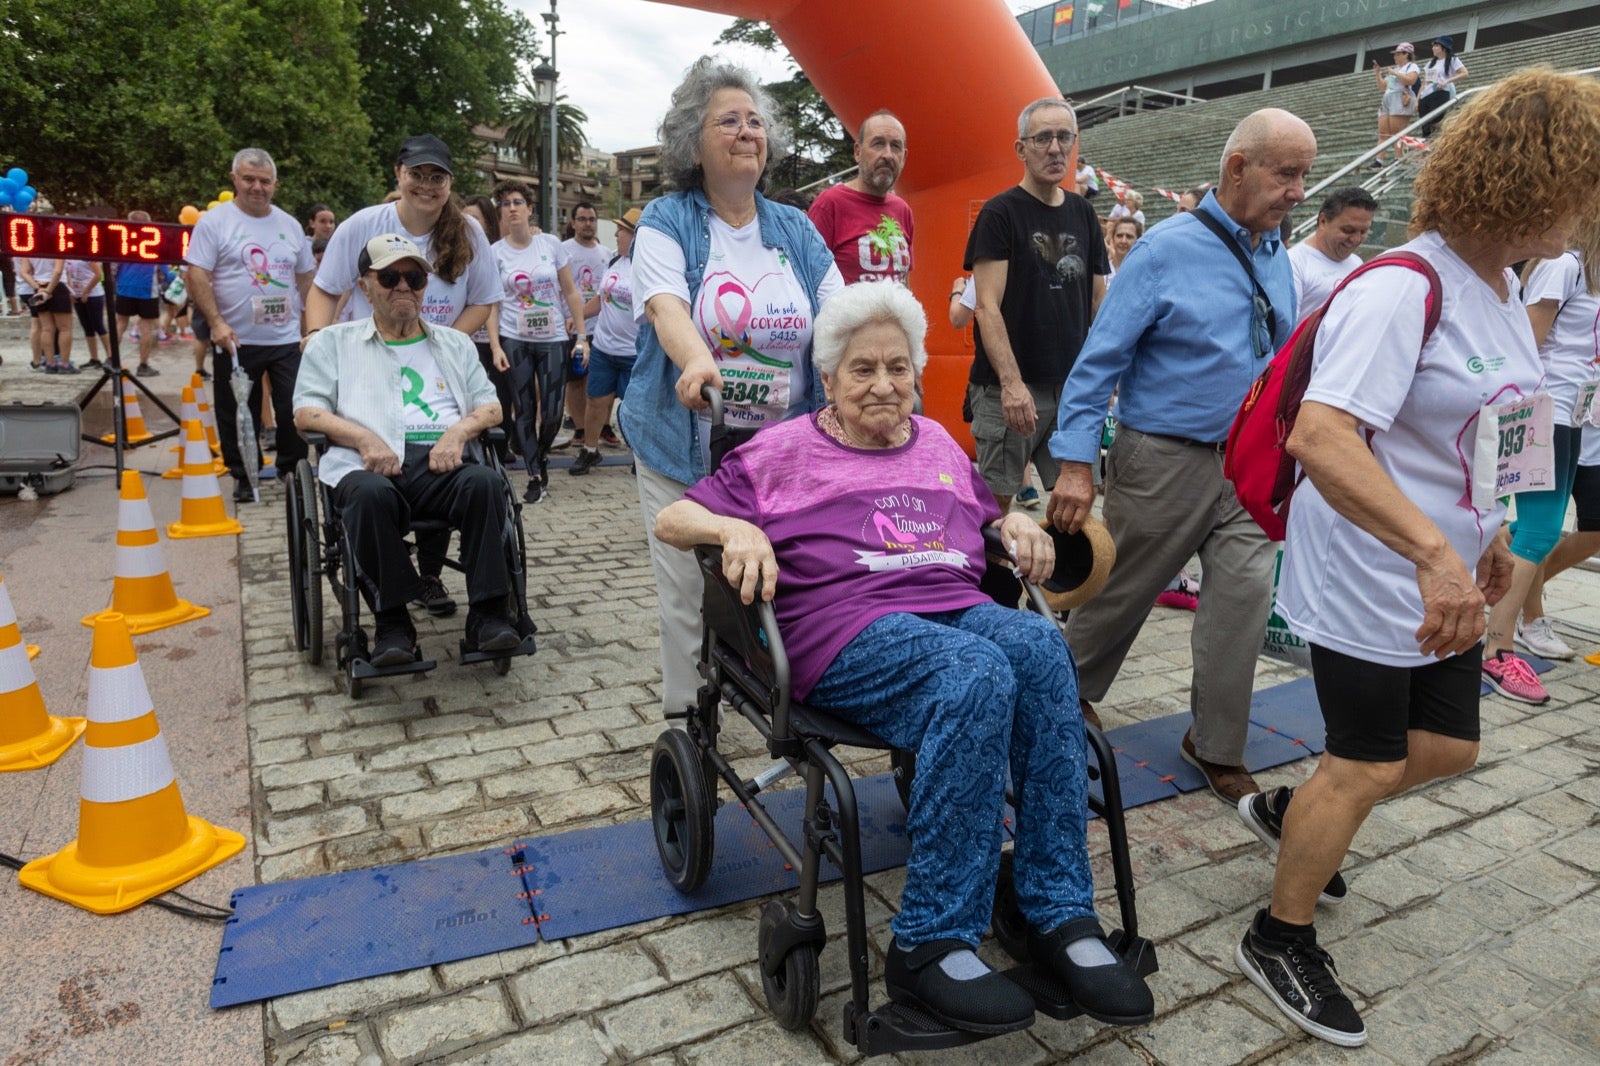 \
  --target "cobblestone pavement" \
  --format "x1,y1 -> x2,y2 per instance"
3,330 -> 1597,1065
